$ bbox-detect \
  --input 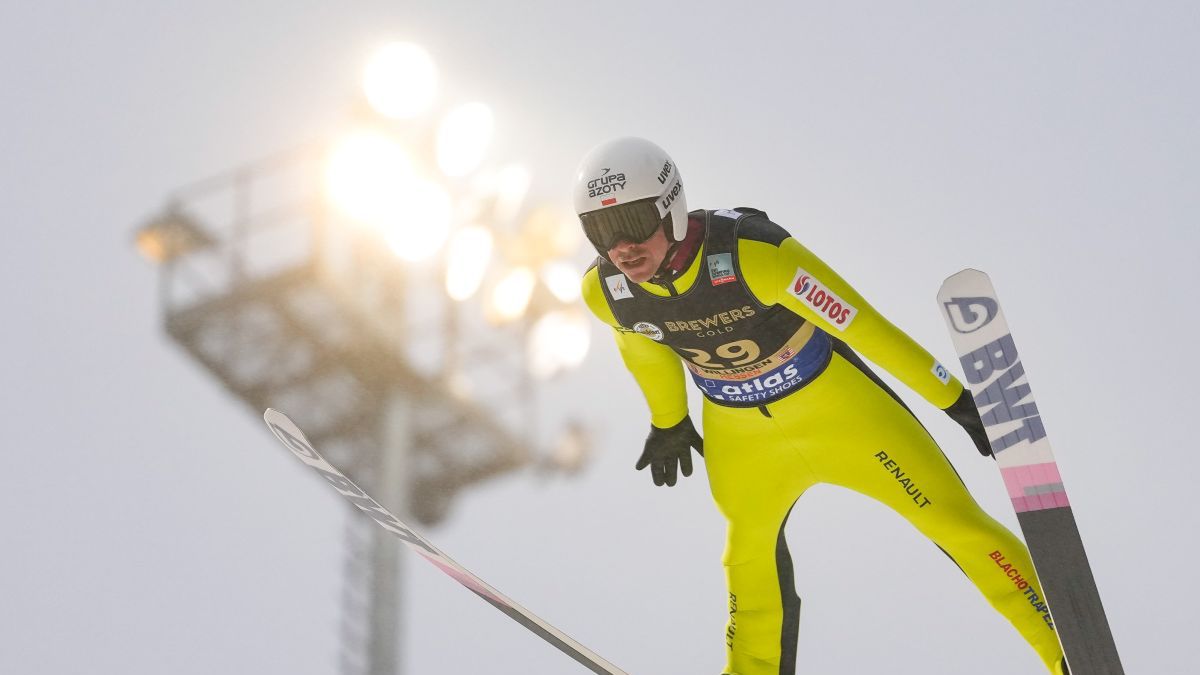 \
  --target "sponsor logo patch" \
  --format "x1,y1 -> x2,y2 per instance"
787,267 -> 857,330
587,167 -> 627,199
632,321 -> 664,341
701,363 -> 803,402
656,160 -> 673,185
707,253 -> 736,285
944,296 -> 999,333
726,592 -> 738,649
960,334 -> 1047,455
605,273 -> 633,300
989,550 -> 1055,630
873,450 -> 932,509
665,306 -> 756,334
686,328 -> 831,404
932,361 -> 951,384
657,177 -> 682,216
714,209 -> 741,219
